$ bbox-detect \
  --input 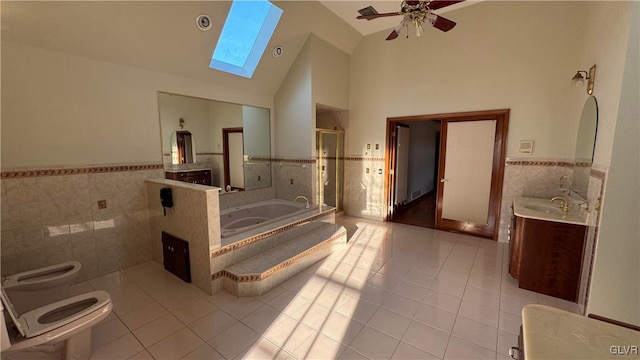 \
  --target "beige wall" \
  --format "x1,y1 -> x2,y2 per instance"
587,1 -> 639,325
1,42 -> 272,170
274,38 -> 313,158
348,1 -> 587,161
